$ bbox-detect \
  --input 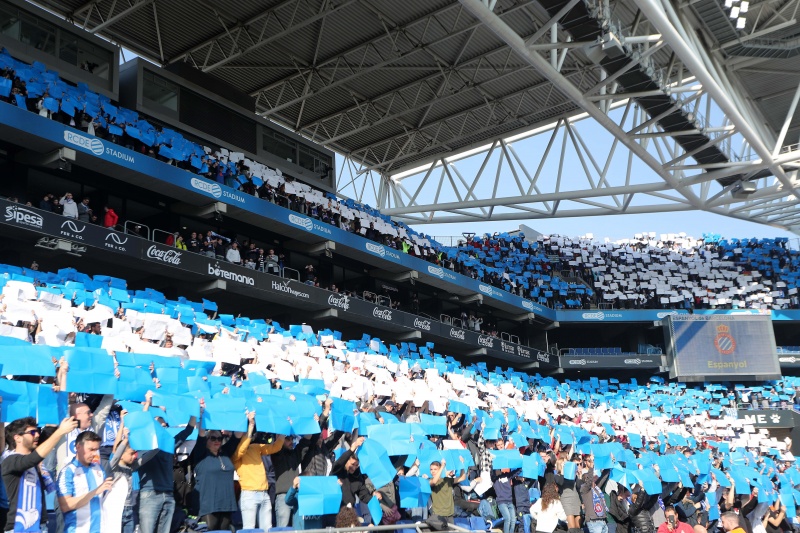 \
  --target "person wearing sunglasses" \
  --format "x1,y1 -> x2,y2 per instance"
189,408 -> 244,532
3,416 -> 78,533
